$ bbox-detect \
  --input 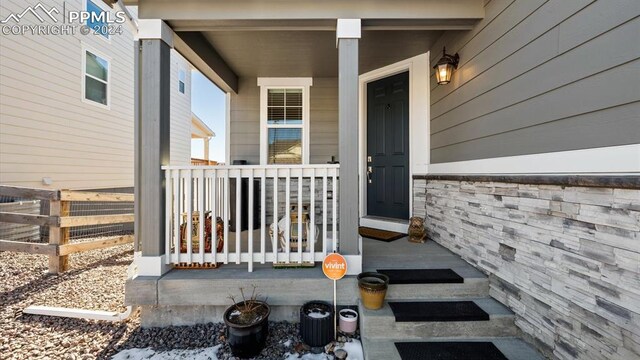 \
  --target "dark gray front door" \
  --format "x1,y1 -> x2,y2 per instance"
366,71 -> 410,220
